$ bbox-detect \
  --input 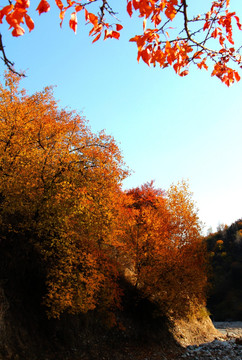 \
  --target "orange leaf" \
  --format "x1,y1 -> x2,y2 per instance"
85,8 -> 88,21
0,5 -> 14,23
59,10 -> 65,26
104,29 -> 109,40
129,35 -> 140,43
15,0 -> 30,8
141,48 -> 151,66
24,14 -> 34,32
92,32 -> 101,43
12,24 -> 25,37
193,52 -> 201,59
179,70 -> 189,77
197,59 -> 208,70
87,13 -> 98,27
36,0 -> 50,15
143,19 -> 146,31
75,5 -> 83,12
